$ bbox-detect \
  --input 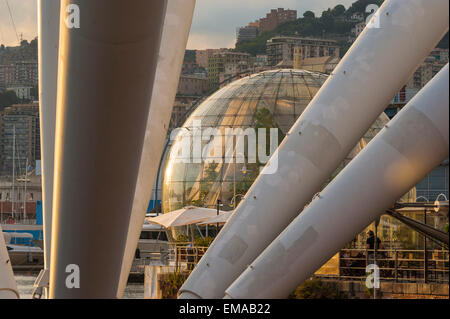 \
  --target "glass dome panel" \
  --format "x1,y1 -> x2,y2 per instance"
162,69 -> 390,214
